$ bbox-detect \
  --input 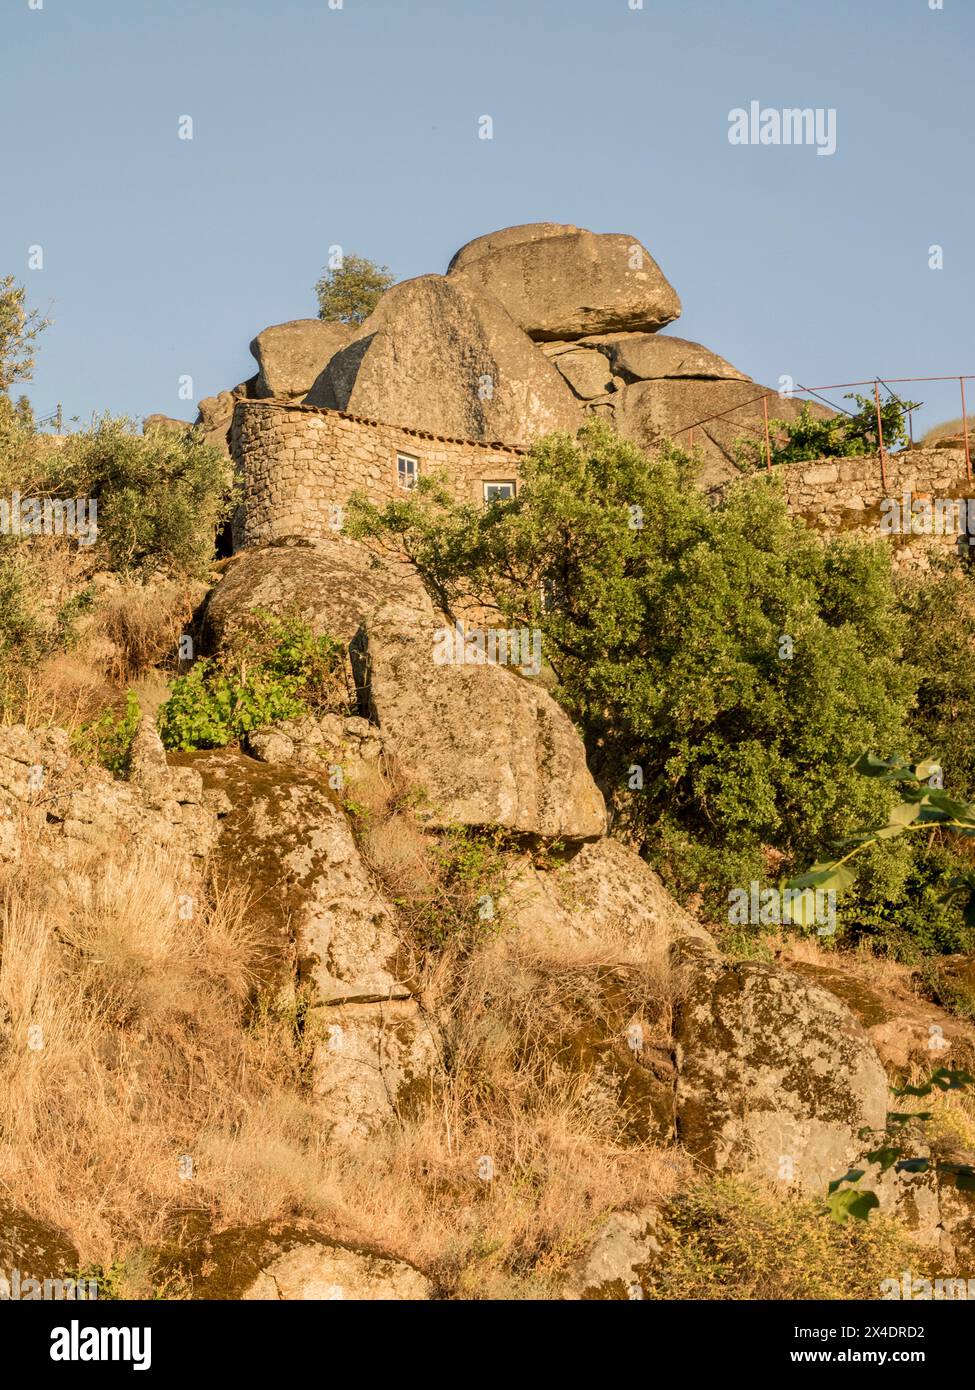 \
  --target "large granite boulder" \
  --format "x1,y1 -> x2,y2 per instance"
349,609 -> 606,840
184,749 -> 413,1005
202,537 -> 433,650
578,332 -> 749,383
250,319 -> 352,400
304,274 -> 582,447
182,747 -> 442,1140
446,223 -> 681,341
501,836 -> 717,964
675,959 -> 889,1193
